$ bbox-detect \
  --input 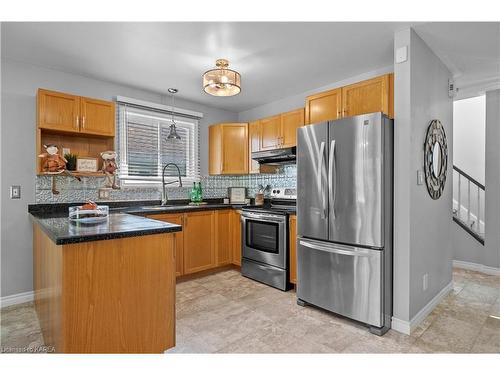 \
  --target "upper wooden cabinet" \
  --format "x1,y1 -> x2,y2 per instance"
280,108 -> 305,148
248,120 -> 261,174
260,115 -> 282,150
209,123 -> 249,175
305,88 -> 342,125
304,74 -> 394,124
38,89 -> 81,133
37,89 -> 115,137
260,109 -> 304,151
341,74 -> 391,118
79,97 -> 115,136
